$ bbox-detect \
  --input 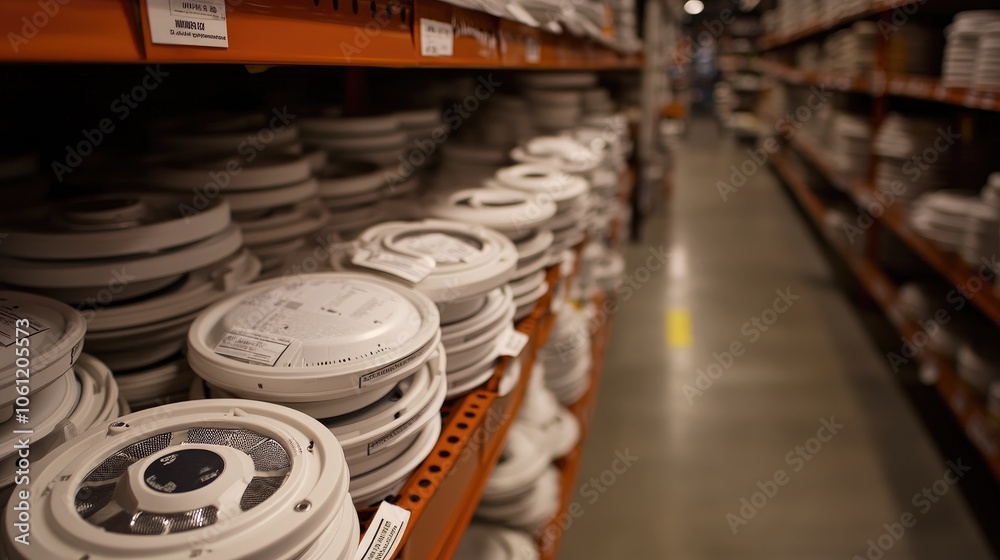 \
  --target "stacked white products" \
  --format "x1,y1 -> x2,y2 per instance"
332,220 -> 525,397
2,399 -> 360,560
873,114 -> 952,204
318,159 -> 391,241
186,273 -> 445,509
537,304 -> 592,405
0,292 -> 124,493
517,364 -> 581,460
421,187 -> 557,320
939,12 -> 1000,87
0,194 -> 260,388
493,163 -> 590,263
824,22 -> 878,76
830,114 -> 872,187
909,190 -> 1000,267
301,113 -> 409,169
150,153 -> 327,277
454,523 -> 540,560
475,424 -> 560,532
